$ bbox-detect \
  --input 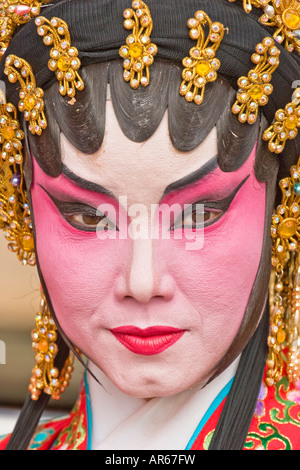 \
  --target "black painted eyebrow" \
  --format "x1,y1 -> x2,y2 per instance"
61,157 -> 219,202
39,184 -> 97,210
171,174 -> 250,230
62,164 -> 117,200
160,156 -> 218,201
38,184 -> 118,233
193,174 -> 249,210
